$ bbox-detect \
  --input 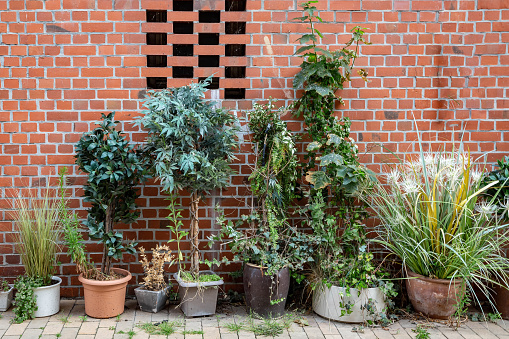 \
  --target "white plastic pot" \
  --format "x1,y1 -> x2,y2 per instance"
312,283 -> 386,323
0,286 -> 14,311
173,271 -> 223,317
33,276 -> 61,318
